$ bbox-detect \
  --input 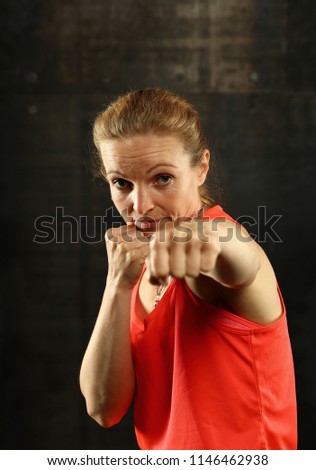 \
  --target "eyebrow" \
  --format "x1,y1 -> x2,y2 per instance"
106,163 -> 178,177
145,163 -> 178,174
